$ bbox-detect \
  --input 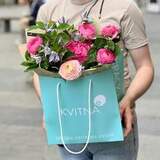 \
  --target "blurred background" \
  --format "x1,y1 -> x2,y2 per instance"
0,0 -> 159,159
